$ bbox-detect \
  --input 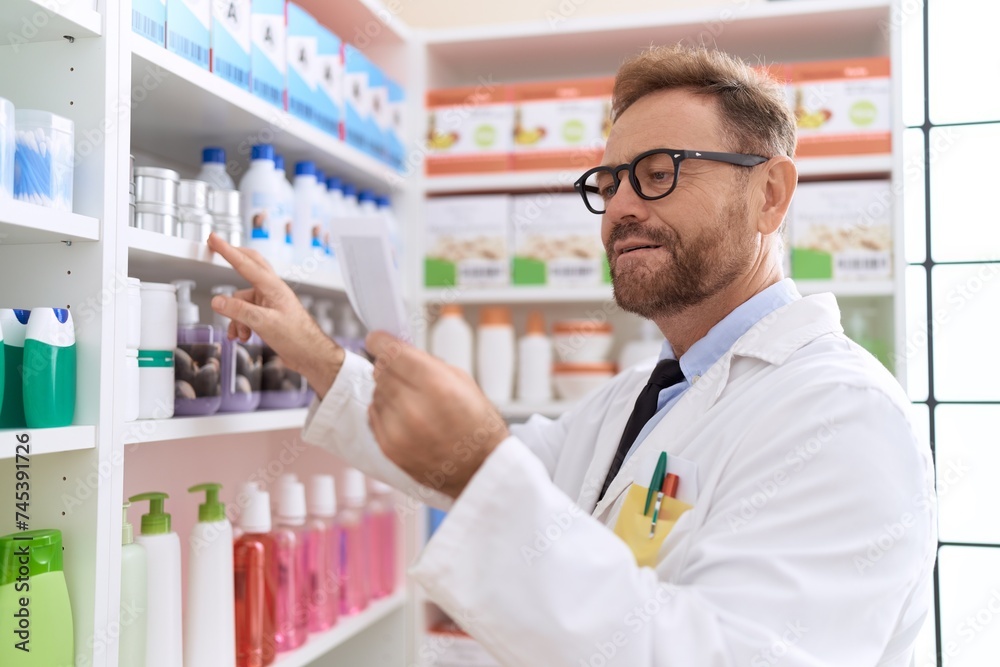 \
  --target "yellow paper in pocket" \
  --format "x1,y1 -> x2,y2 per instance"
613,484 -> 692,567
